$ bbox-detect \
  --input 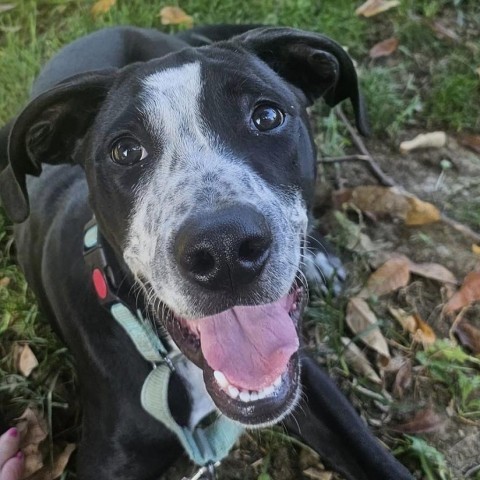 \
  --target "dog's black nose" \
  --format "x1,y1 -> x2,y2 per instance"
174,206 -> 272,291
